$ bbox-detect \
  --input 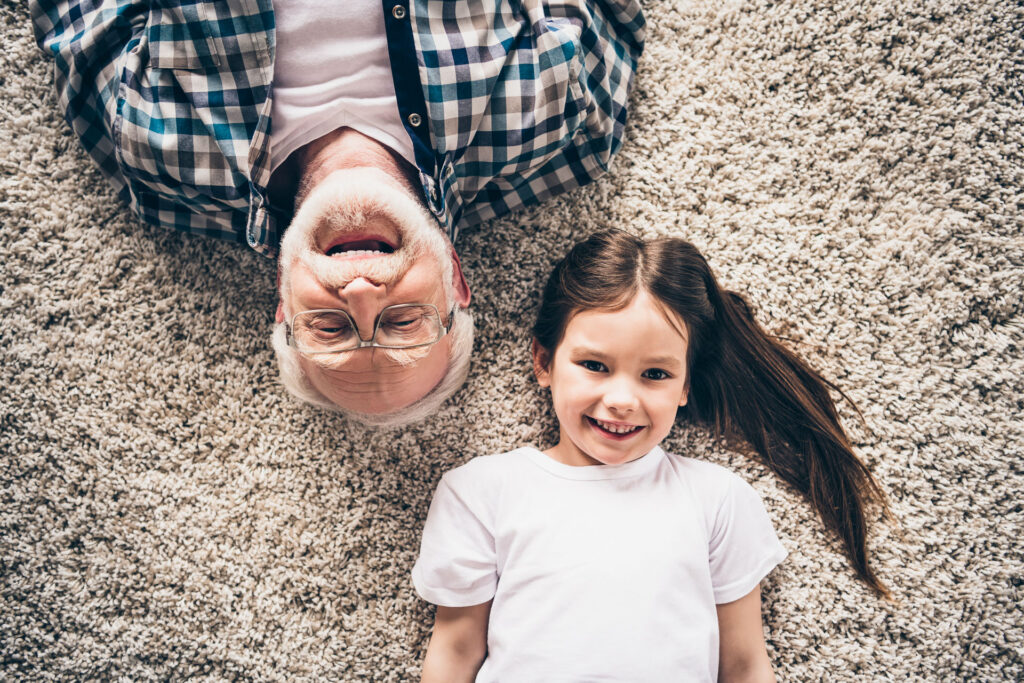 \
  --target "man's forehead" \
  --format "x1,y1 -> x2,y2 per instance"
299,339 -> 450,413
